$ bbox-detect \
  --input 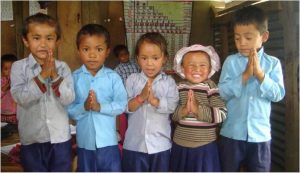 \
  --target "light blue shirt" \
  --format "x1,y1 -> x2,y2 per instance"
123,72 -> 179,154
218,47 -> 285,142
68,65 -> 127,150
10,54 -> 75,145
